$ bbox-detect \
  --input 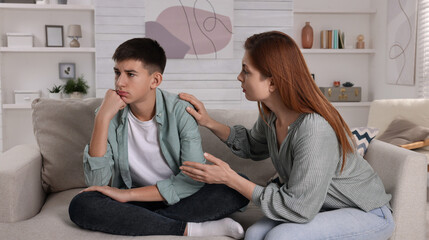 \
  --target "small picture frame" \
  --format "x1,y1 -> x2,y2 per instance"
45,25 -> 64,47
59,63 -> 75,79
